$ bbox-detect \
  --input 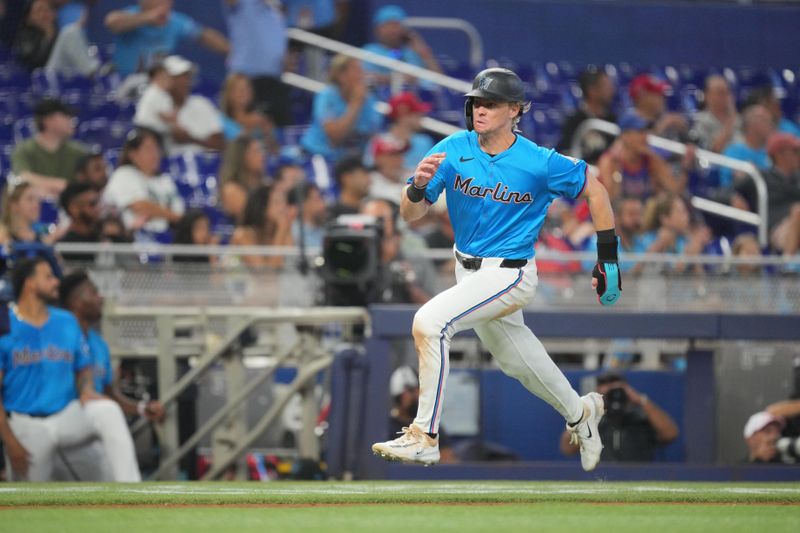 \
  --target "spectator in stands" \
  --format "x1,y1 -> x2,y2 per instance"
59,270 -> 165,423
273,162 -> 308,194
300,54 -> 383,163
0,257 -> 141,481
560,373 -> 679,462
329,156 -> 370,219
104,0 -> 229,77
361,4 -> 442,86
367,92 -> 434,171
746,86 -> 800,138
743,411 -> 786,463
614,195 -> 646,256
13,0 -> 56,71
222,0 -> 291,127
556,67 -> 617,163
690,75 -> 742,153
291,182 -> 328,249
388,366 -> 457,463
102,127 -> 185,237
731,233 -> 763,276
628,73 -> 689,142
58,181 -> 101,262
638,192 -> 712,273
360,198 -> 435,304
162,55 -> 225,155
735,133 -> 800,257
73,152 -> 108,191
218,135 -> 268,223
597,112 -> 687,200
44,9 -> 100,77
368,133 -> 411,205
172,209 -> 216,263
229,184 -> 296,268
0,180 -> 54,245
133,61 -> 174,137
719,104 -> 774,188
11,98 -> 88,197
219,73 -> 276,149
